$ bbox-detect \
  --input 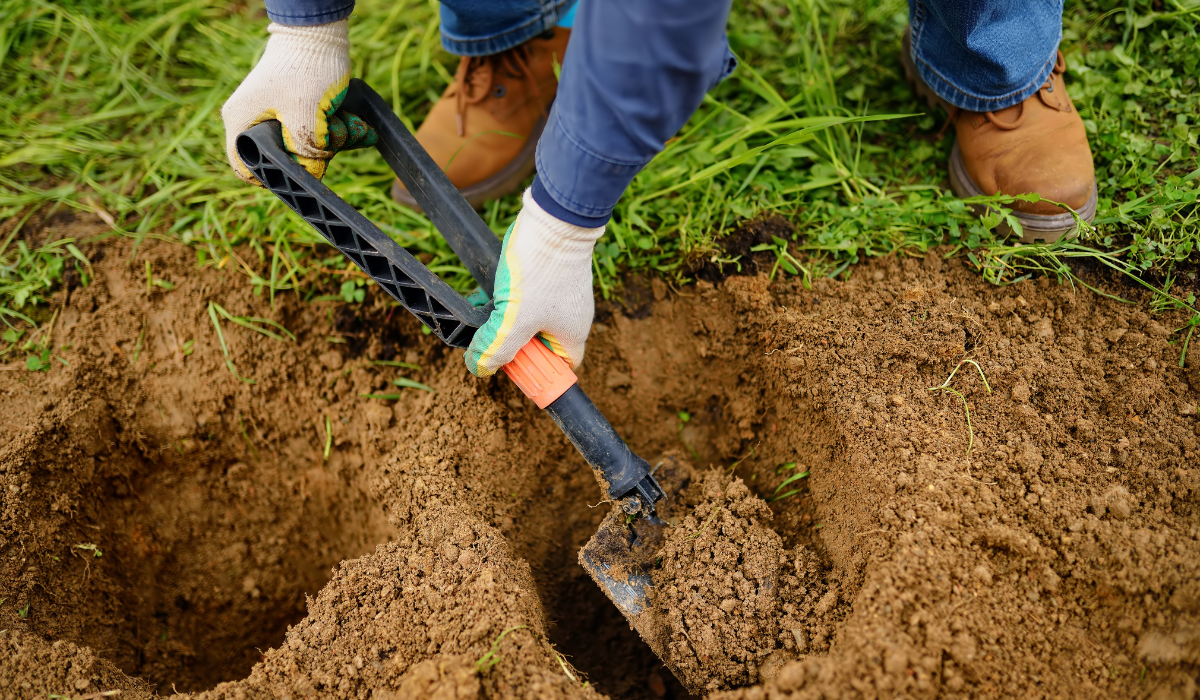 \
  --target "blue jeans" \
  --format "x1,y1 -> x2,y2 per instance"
263,0 -> 1064,226
908,0 -> 1064,113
